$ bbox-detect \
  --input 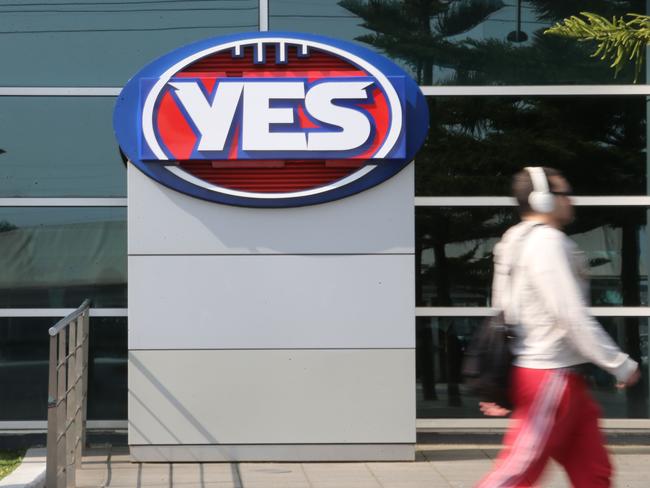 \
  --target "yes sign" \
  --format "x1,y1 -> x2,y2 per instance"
114,32 -> 428,207
170,80 -> 374,153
